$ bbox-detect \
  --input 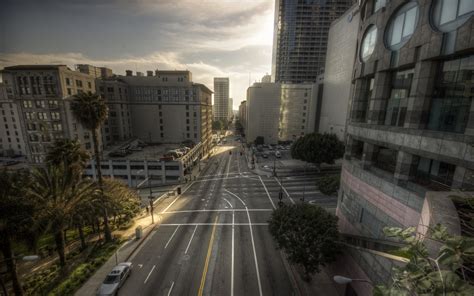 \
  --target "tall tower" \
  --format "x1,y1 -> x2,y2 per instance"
271,0 -> 353,83
213,77 -> 229,121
